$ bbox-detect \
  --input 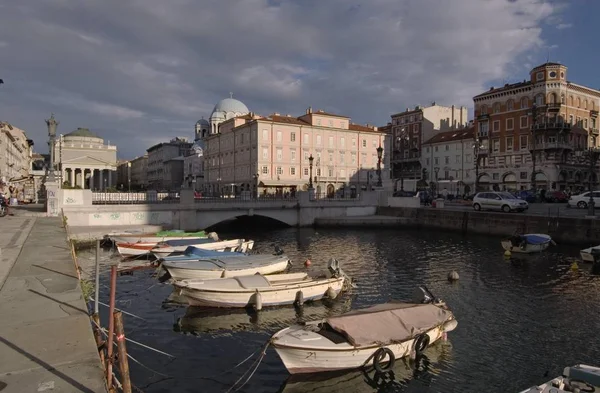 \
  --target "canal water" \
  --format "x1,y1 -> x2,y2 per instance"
81,226 -> 600,393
